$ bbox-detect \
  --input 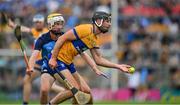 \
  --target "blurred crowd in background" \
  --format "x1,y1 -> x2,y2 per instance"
0,0 -> 180,102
